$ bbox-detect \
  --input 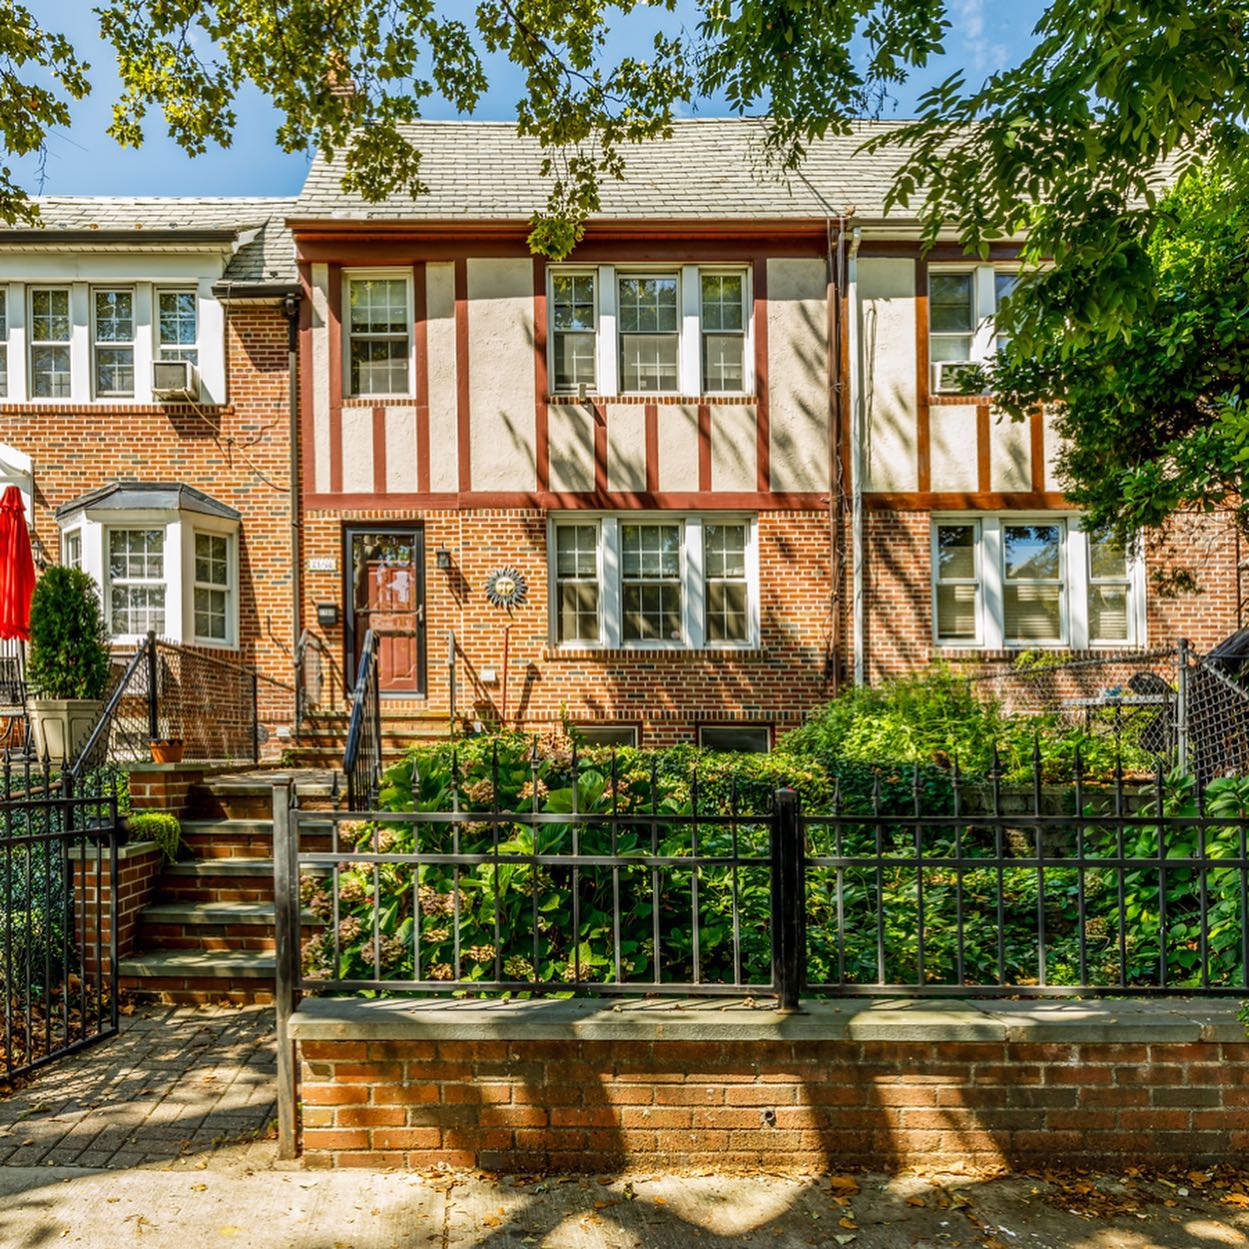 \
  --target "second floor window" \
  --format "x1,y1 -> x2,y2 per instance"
551,272 -> 597,392
157,290 -> 199,365
347,275 -> 410,396
618,275 -> 679,393
929,272 -> 975,364
94,289 -> 135,397
701,274 -> 746,393
0,290 -> 7,398
30,288 -> 71,399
